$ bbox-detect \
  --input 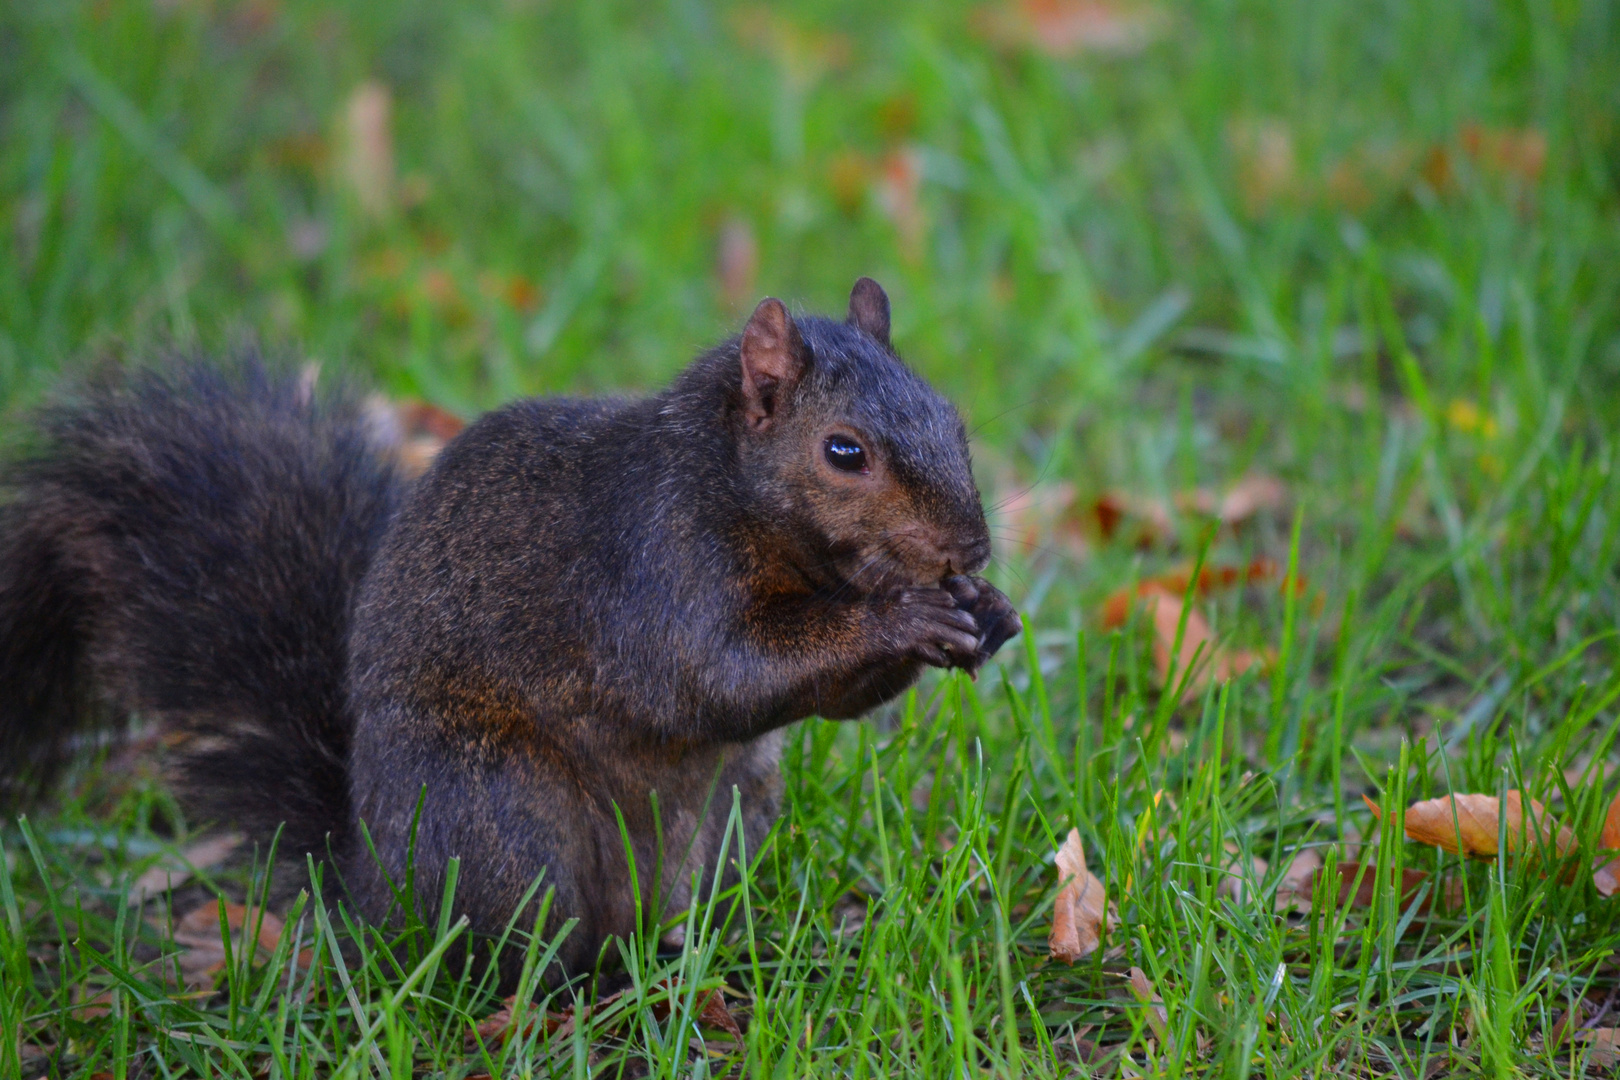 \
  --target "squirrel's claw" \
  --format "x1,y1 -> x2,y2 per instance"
946,576 -> 1021,673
